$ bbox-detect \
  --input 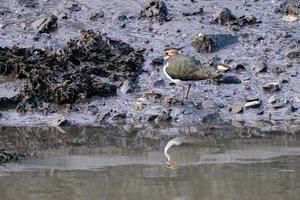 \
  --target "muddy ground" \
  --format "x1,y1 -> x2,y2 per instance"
0,0 -> 300,129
